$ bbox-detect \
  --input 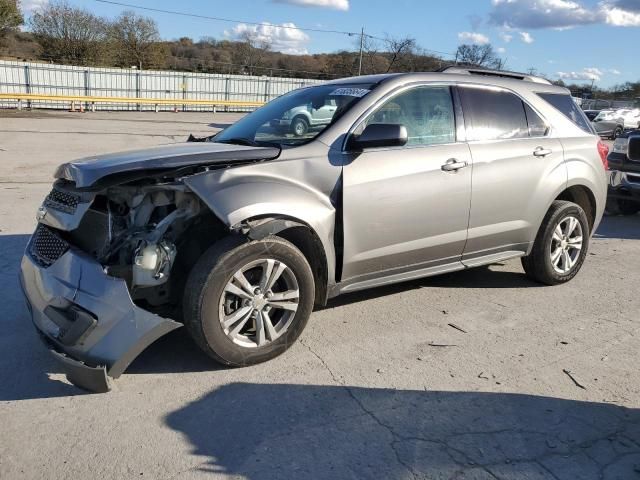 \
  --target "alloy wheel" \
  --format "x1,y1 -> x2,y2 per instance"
549,215 -> 583,274
293,120 -> 307,136
218,258 -> 300,348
